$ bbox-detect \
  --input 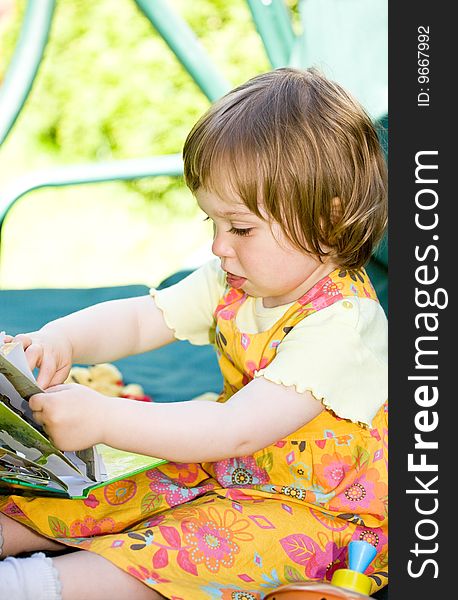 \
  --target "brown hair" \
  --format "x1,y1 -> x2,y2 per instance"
183,67 -> 387,269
